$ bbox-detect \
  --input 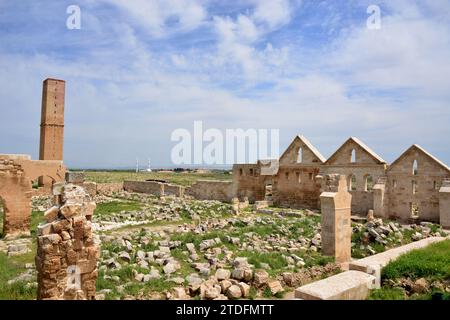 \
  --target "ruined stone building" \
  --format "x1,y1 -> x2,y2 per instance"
0,78 -> 66,238
232,135 -> 450,227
